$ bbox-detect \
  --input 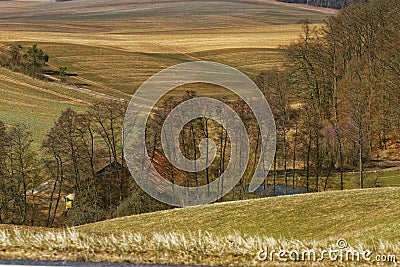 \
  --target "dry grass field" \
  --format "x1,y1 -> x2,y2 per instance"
77,187 -> 400,243
0,26 -> 307,95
